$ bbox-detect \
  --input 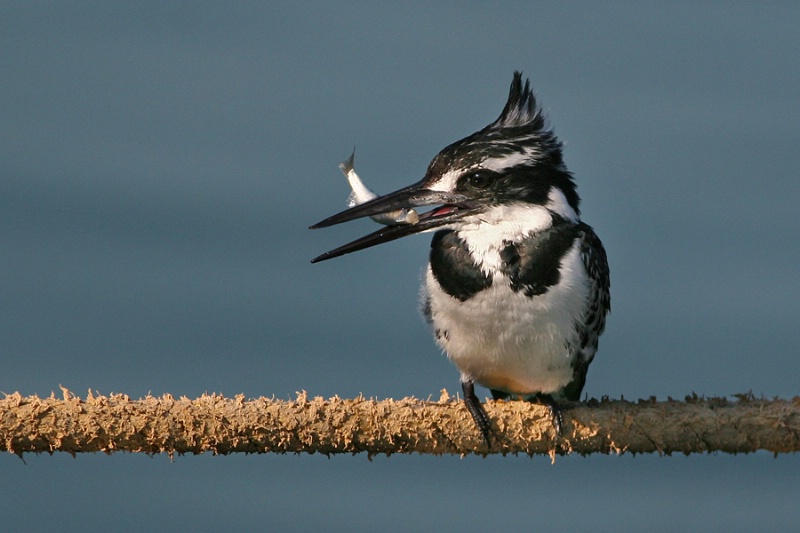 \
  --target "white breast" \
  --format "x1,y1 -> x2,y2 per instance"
423,240 -> 590,396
